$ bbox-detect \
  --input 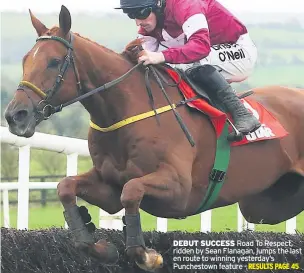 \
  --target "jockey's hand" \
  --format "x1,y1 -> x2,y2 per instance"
138,50 -> 165,65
